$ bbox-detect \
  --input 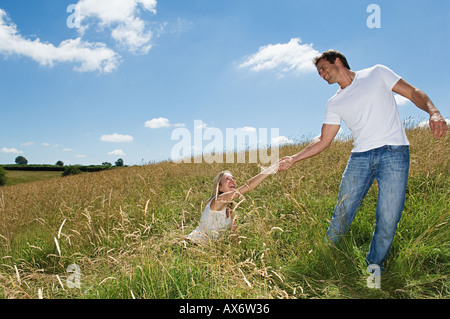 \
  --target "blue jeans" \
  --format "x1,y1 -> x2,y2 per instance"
326,145 -> 410,269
